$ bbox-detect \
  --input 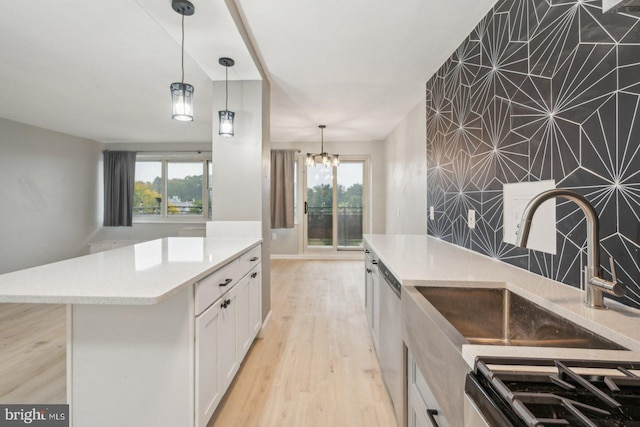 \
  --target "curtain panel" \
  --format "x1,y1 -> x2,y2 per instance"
270,150 -> 296,229
103,150 -> 137,227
